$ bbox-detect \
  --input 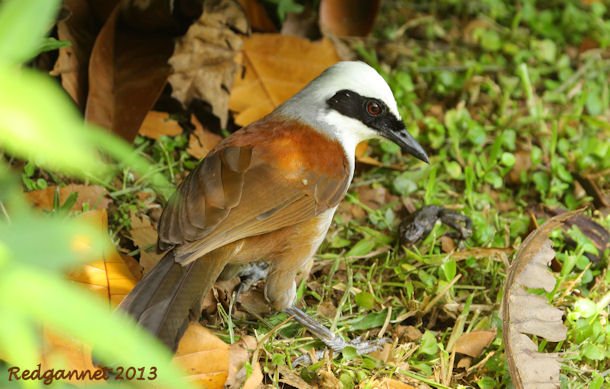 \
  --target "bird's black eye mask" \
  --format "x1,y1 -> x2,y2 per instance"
326,89 -> 405,134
